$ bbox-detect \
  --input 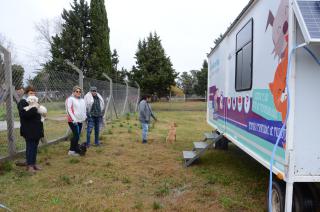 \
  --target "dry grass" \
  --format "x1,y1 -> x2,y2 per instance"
0,102 -> 268,211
